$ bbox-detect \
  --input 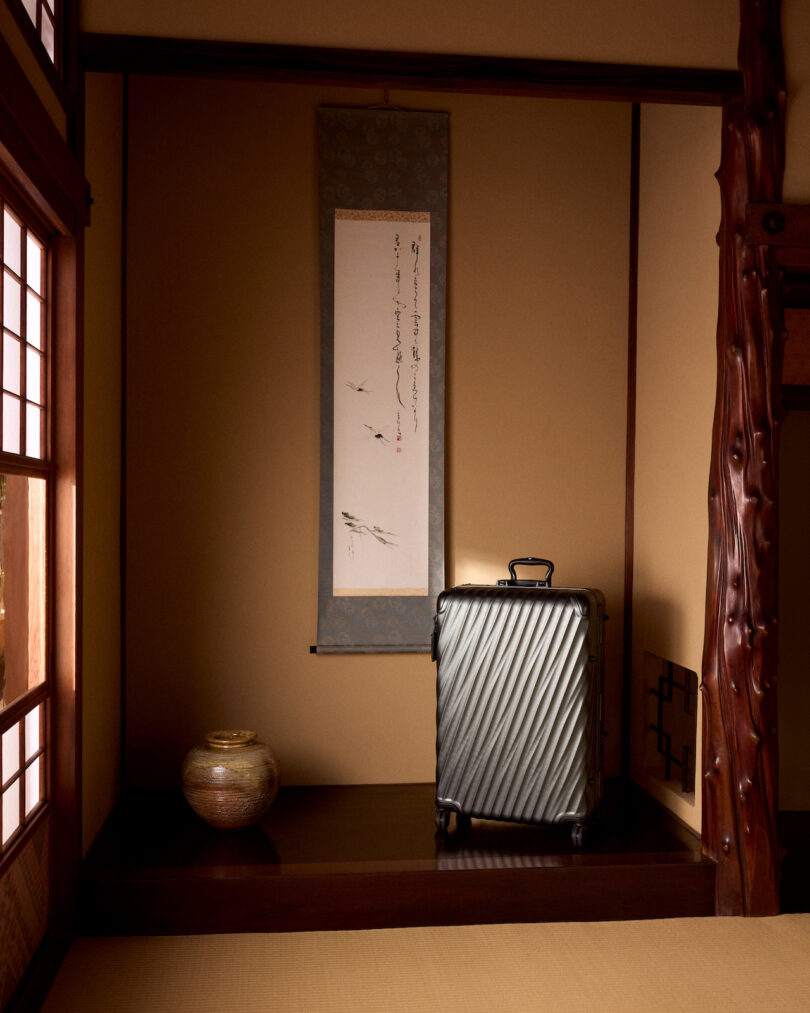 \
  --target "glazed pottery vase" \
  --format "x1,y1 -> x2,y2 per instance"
181,729 -> 280,829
